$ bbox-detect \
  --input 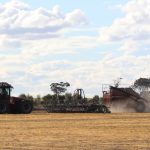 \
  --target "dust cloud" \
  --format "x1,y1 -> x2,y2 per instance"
110,96 -> 150,113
